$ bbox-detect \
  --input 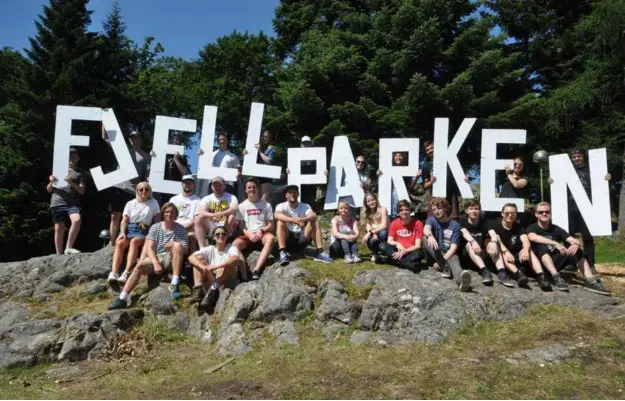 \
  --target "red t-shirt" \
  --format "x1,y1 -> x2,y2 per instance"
389,218 -> 424,249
